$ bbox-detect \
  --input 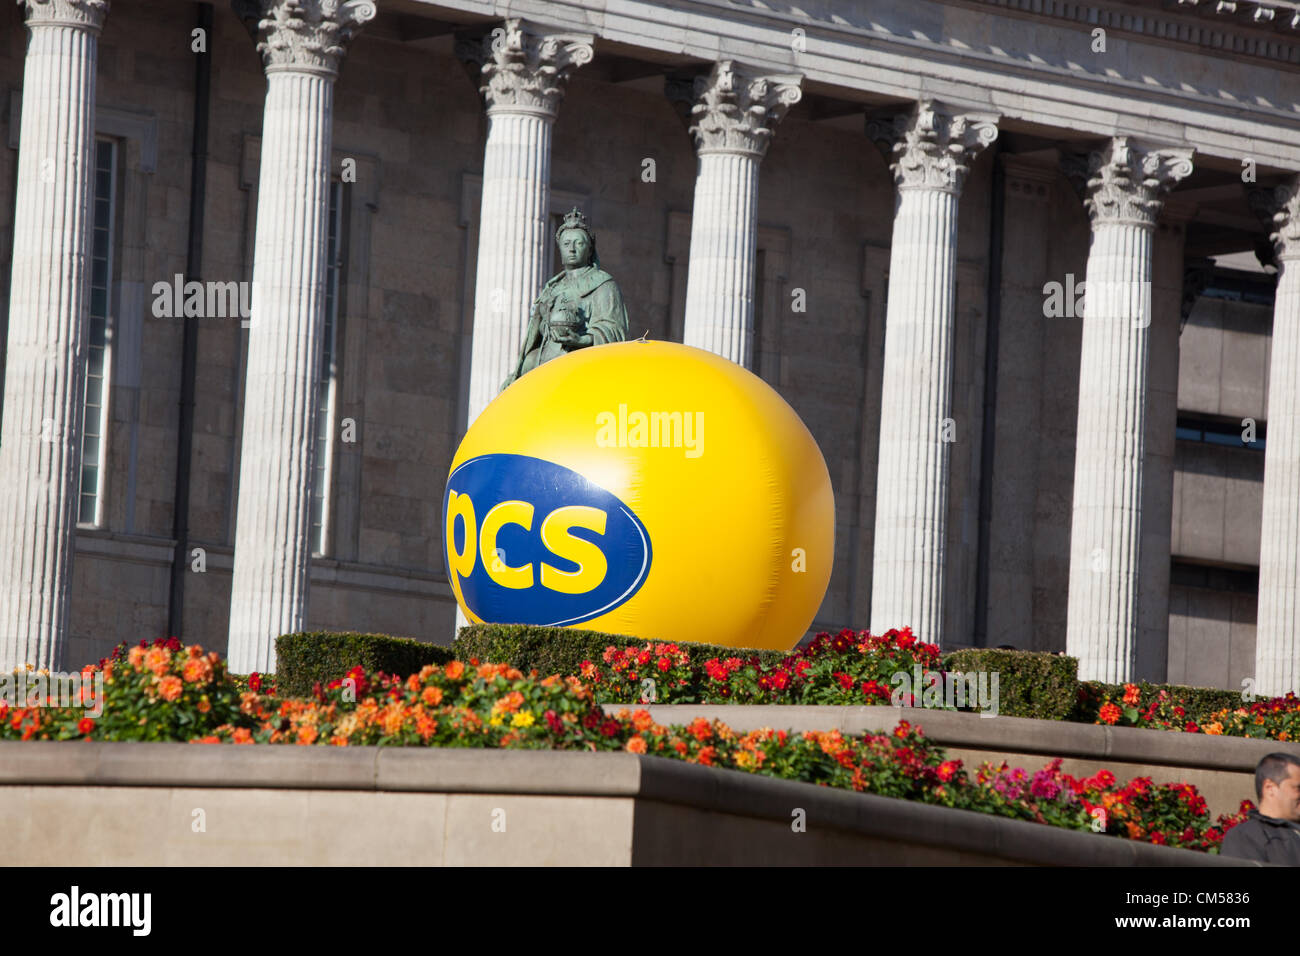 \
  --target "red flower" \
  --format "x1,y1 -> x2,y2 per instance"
544,709 -> 564,734
656,656 -> 670,672
248,672 -> 262,693
77,717 -> 95,736
1098,702 -> 1122,725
